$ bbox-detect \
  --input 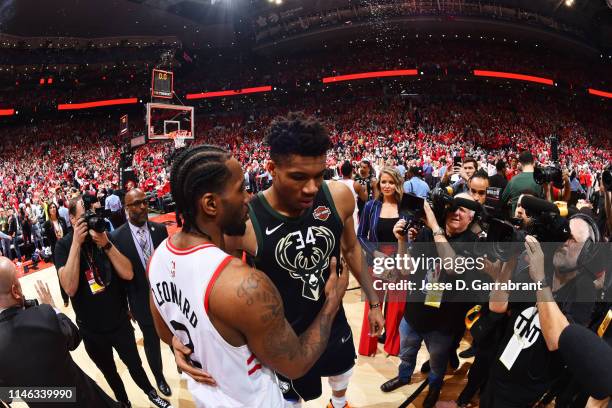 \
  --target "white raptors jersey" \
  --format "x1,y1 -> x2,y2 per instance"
148,238 -> 284,408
